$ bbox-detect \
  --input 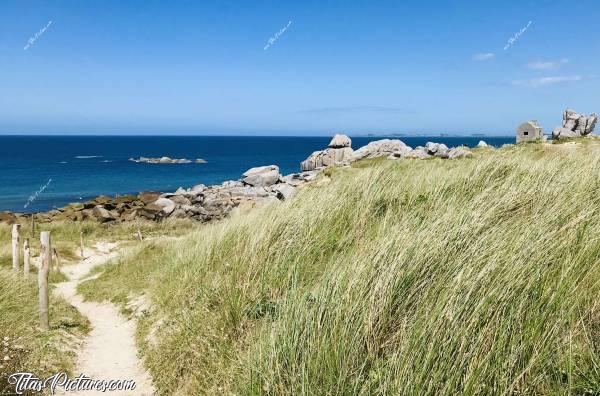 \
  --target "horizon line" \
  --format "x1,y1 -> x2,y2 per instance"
0,133 -> 516,138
